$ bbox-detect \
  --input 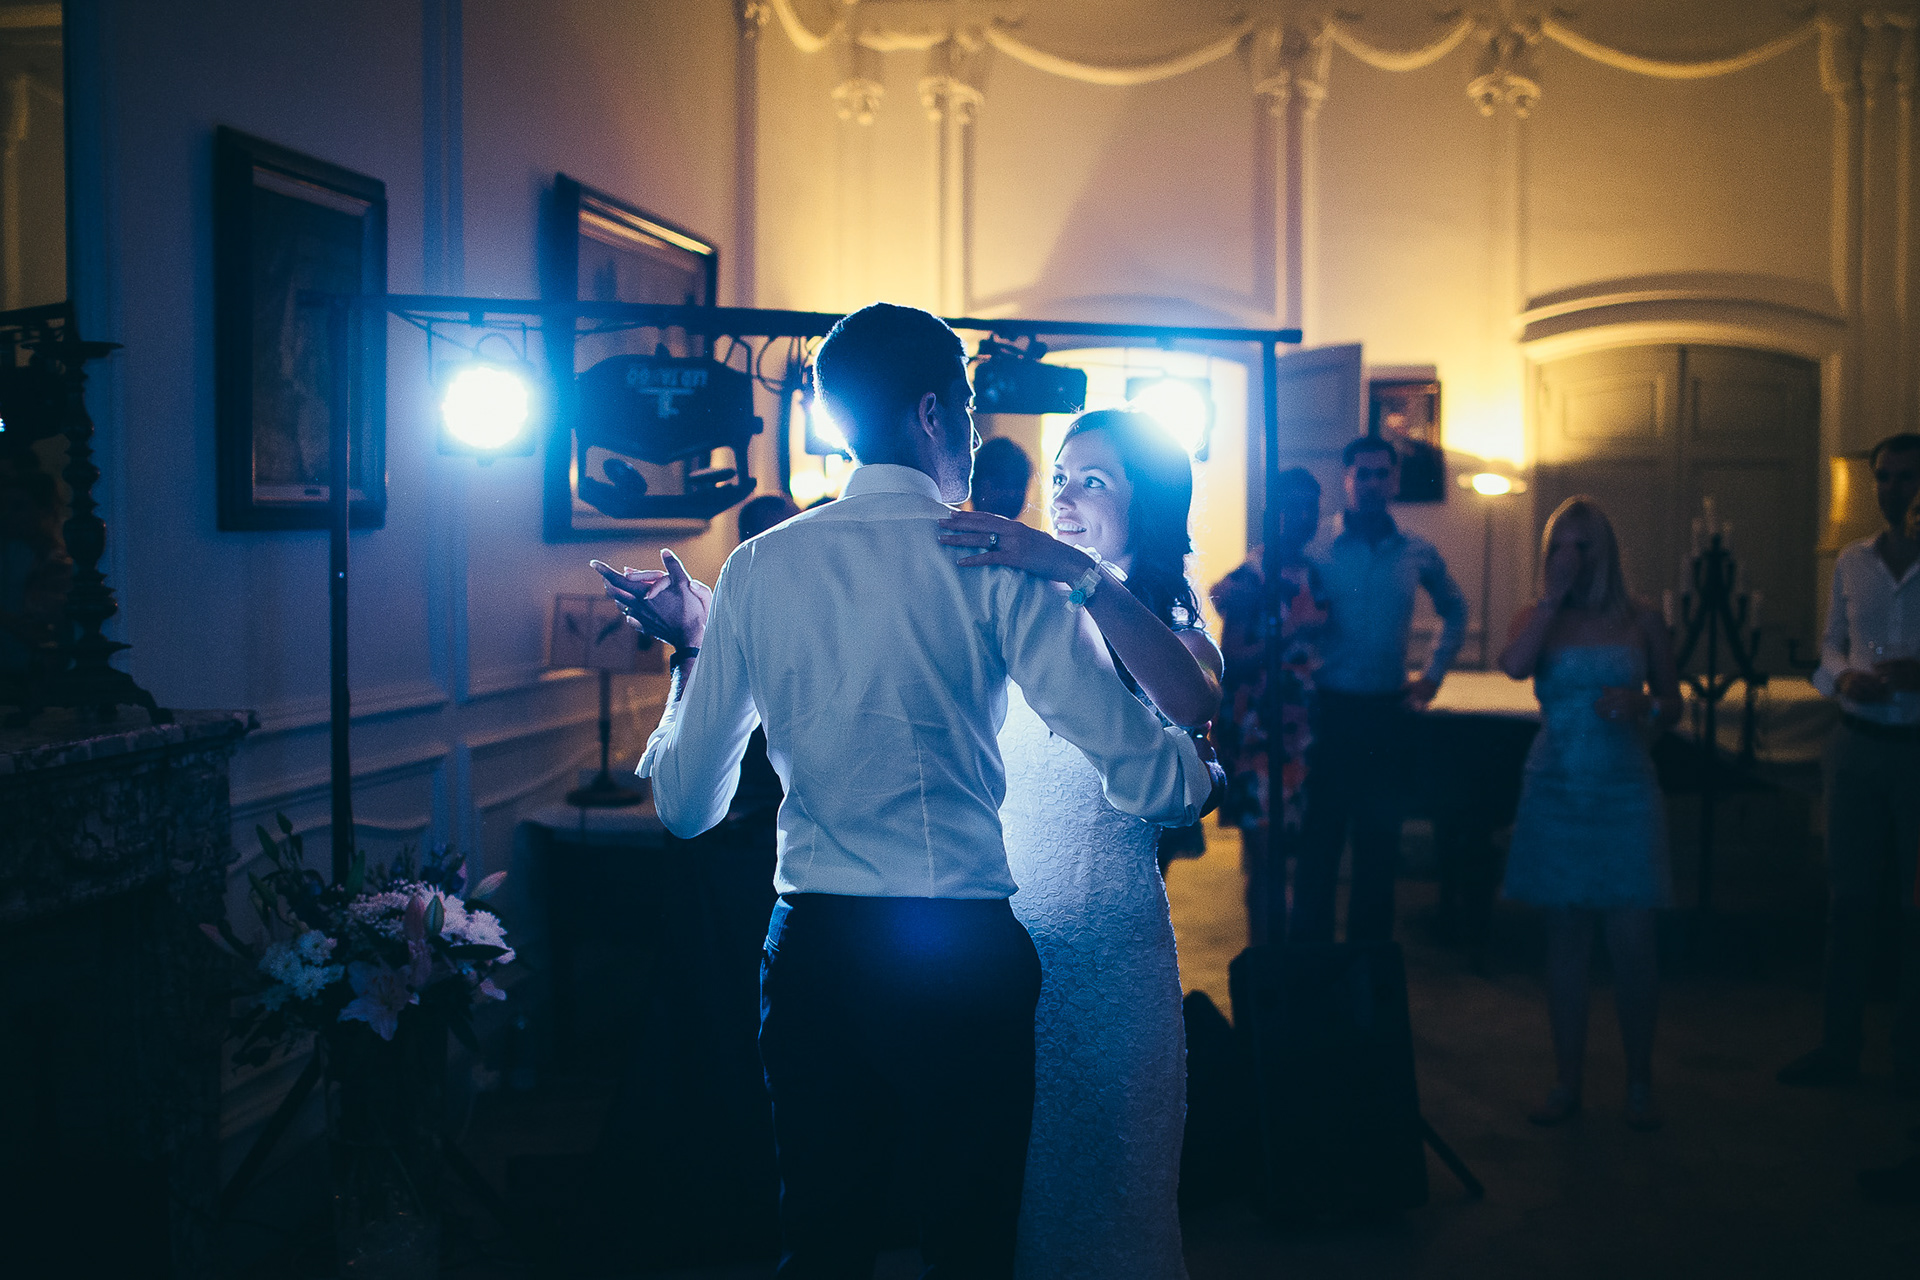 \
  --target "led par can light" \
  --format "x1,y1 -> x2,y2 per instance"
436,358 -> 539,458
